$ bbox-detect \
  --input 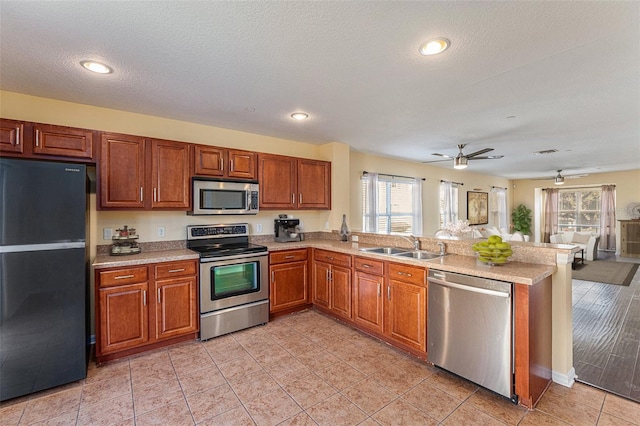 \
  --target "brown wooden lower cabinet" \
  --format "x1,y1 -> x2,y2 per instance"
95,259 -> 198,362
514,277 -> 552,409
312,249 -> 352,321
269,249 -> 310,315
